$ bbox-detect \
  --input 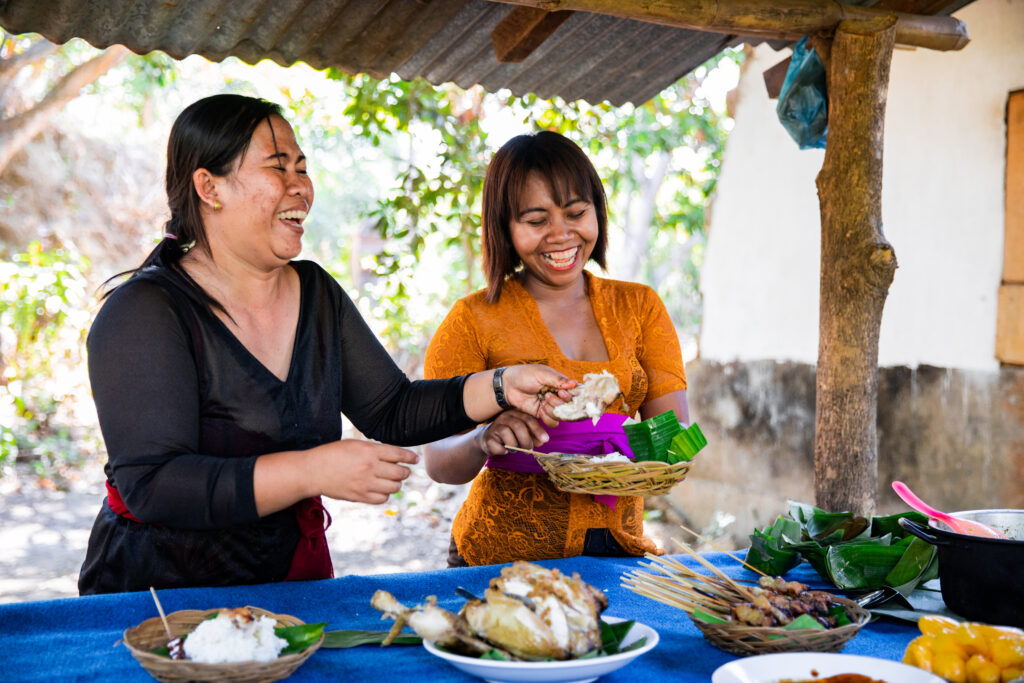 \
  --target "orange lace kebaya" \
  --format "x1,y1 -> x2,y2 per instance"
425,271 -> 686,566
